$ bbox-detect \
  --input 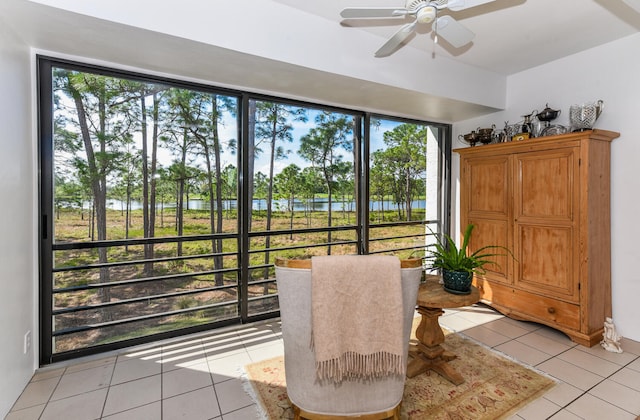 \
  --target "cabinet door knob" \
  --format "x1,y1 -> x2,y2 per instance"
547,307 -> 556,314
